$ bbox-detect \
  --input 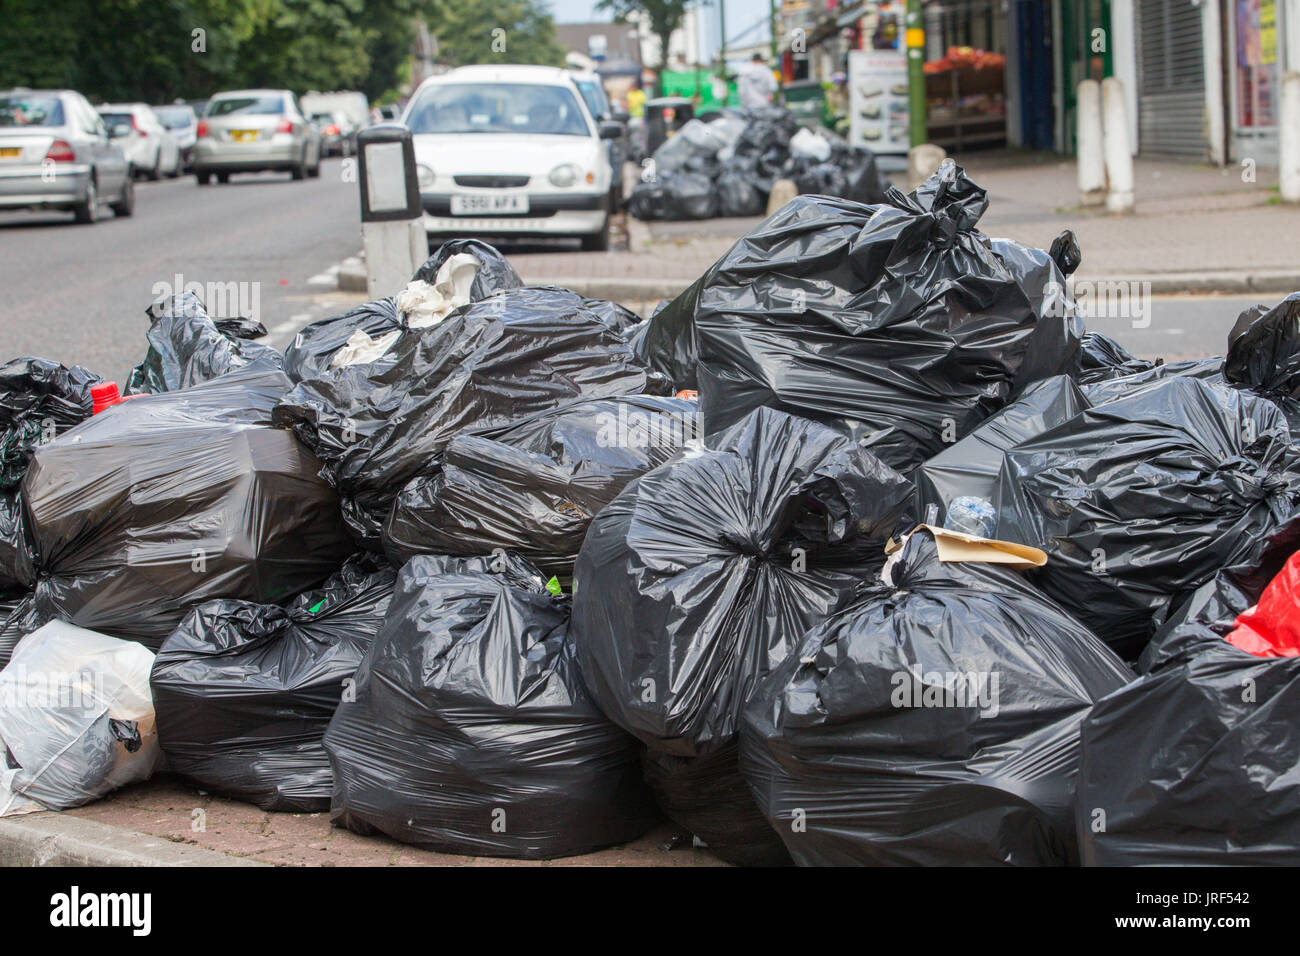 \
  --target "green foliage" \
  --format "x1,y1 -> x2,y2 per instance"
0,0 -> 565,107
596,0 -> 692,91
